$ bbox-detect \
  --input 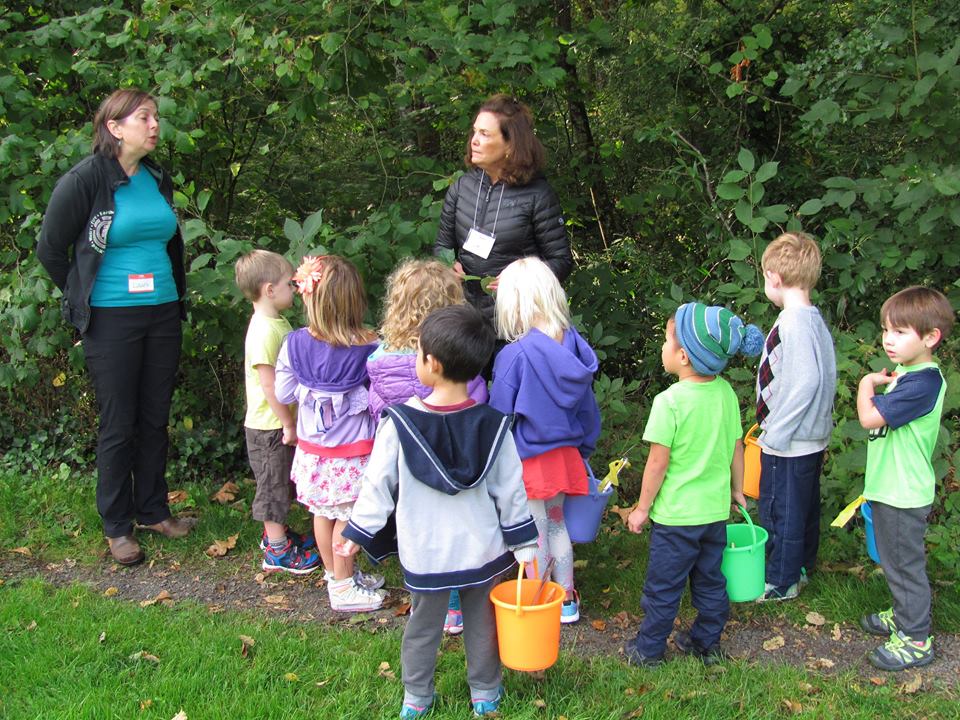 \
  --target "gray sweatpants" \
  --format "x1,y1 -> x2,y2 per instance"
871,501 -> 932,638
401,577 -> 502,707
